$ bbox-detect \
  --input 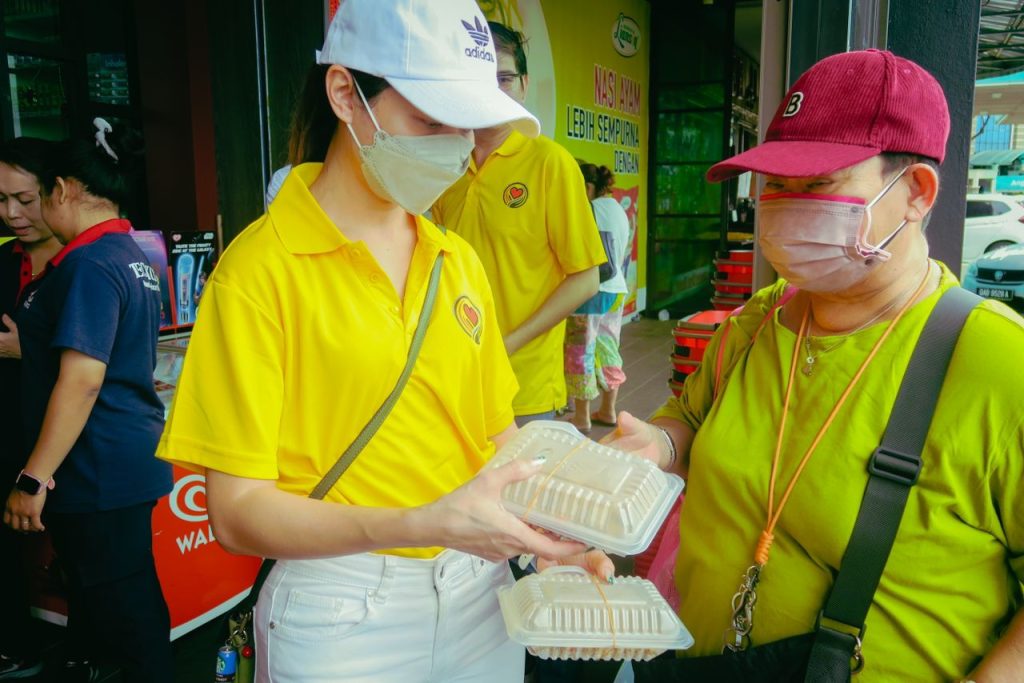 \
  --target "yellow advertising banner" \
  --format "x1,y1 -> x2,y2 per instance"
477,0 -> 650,315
